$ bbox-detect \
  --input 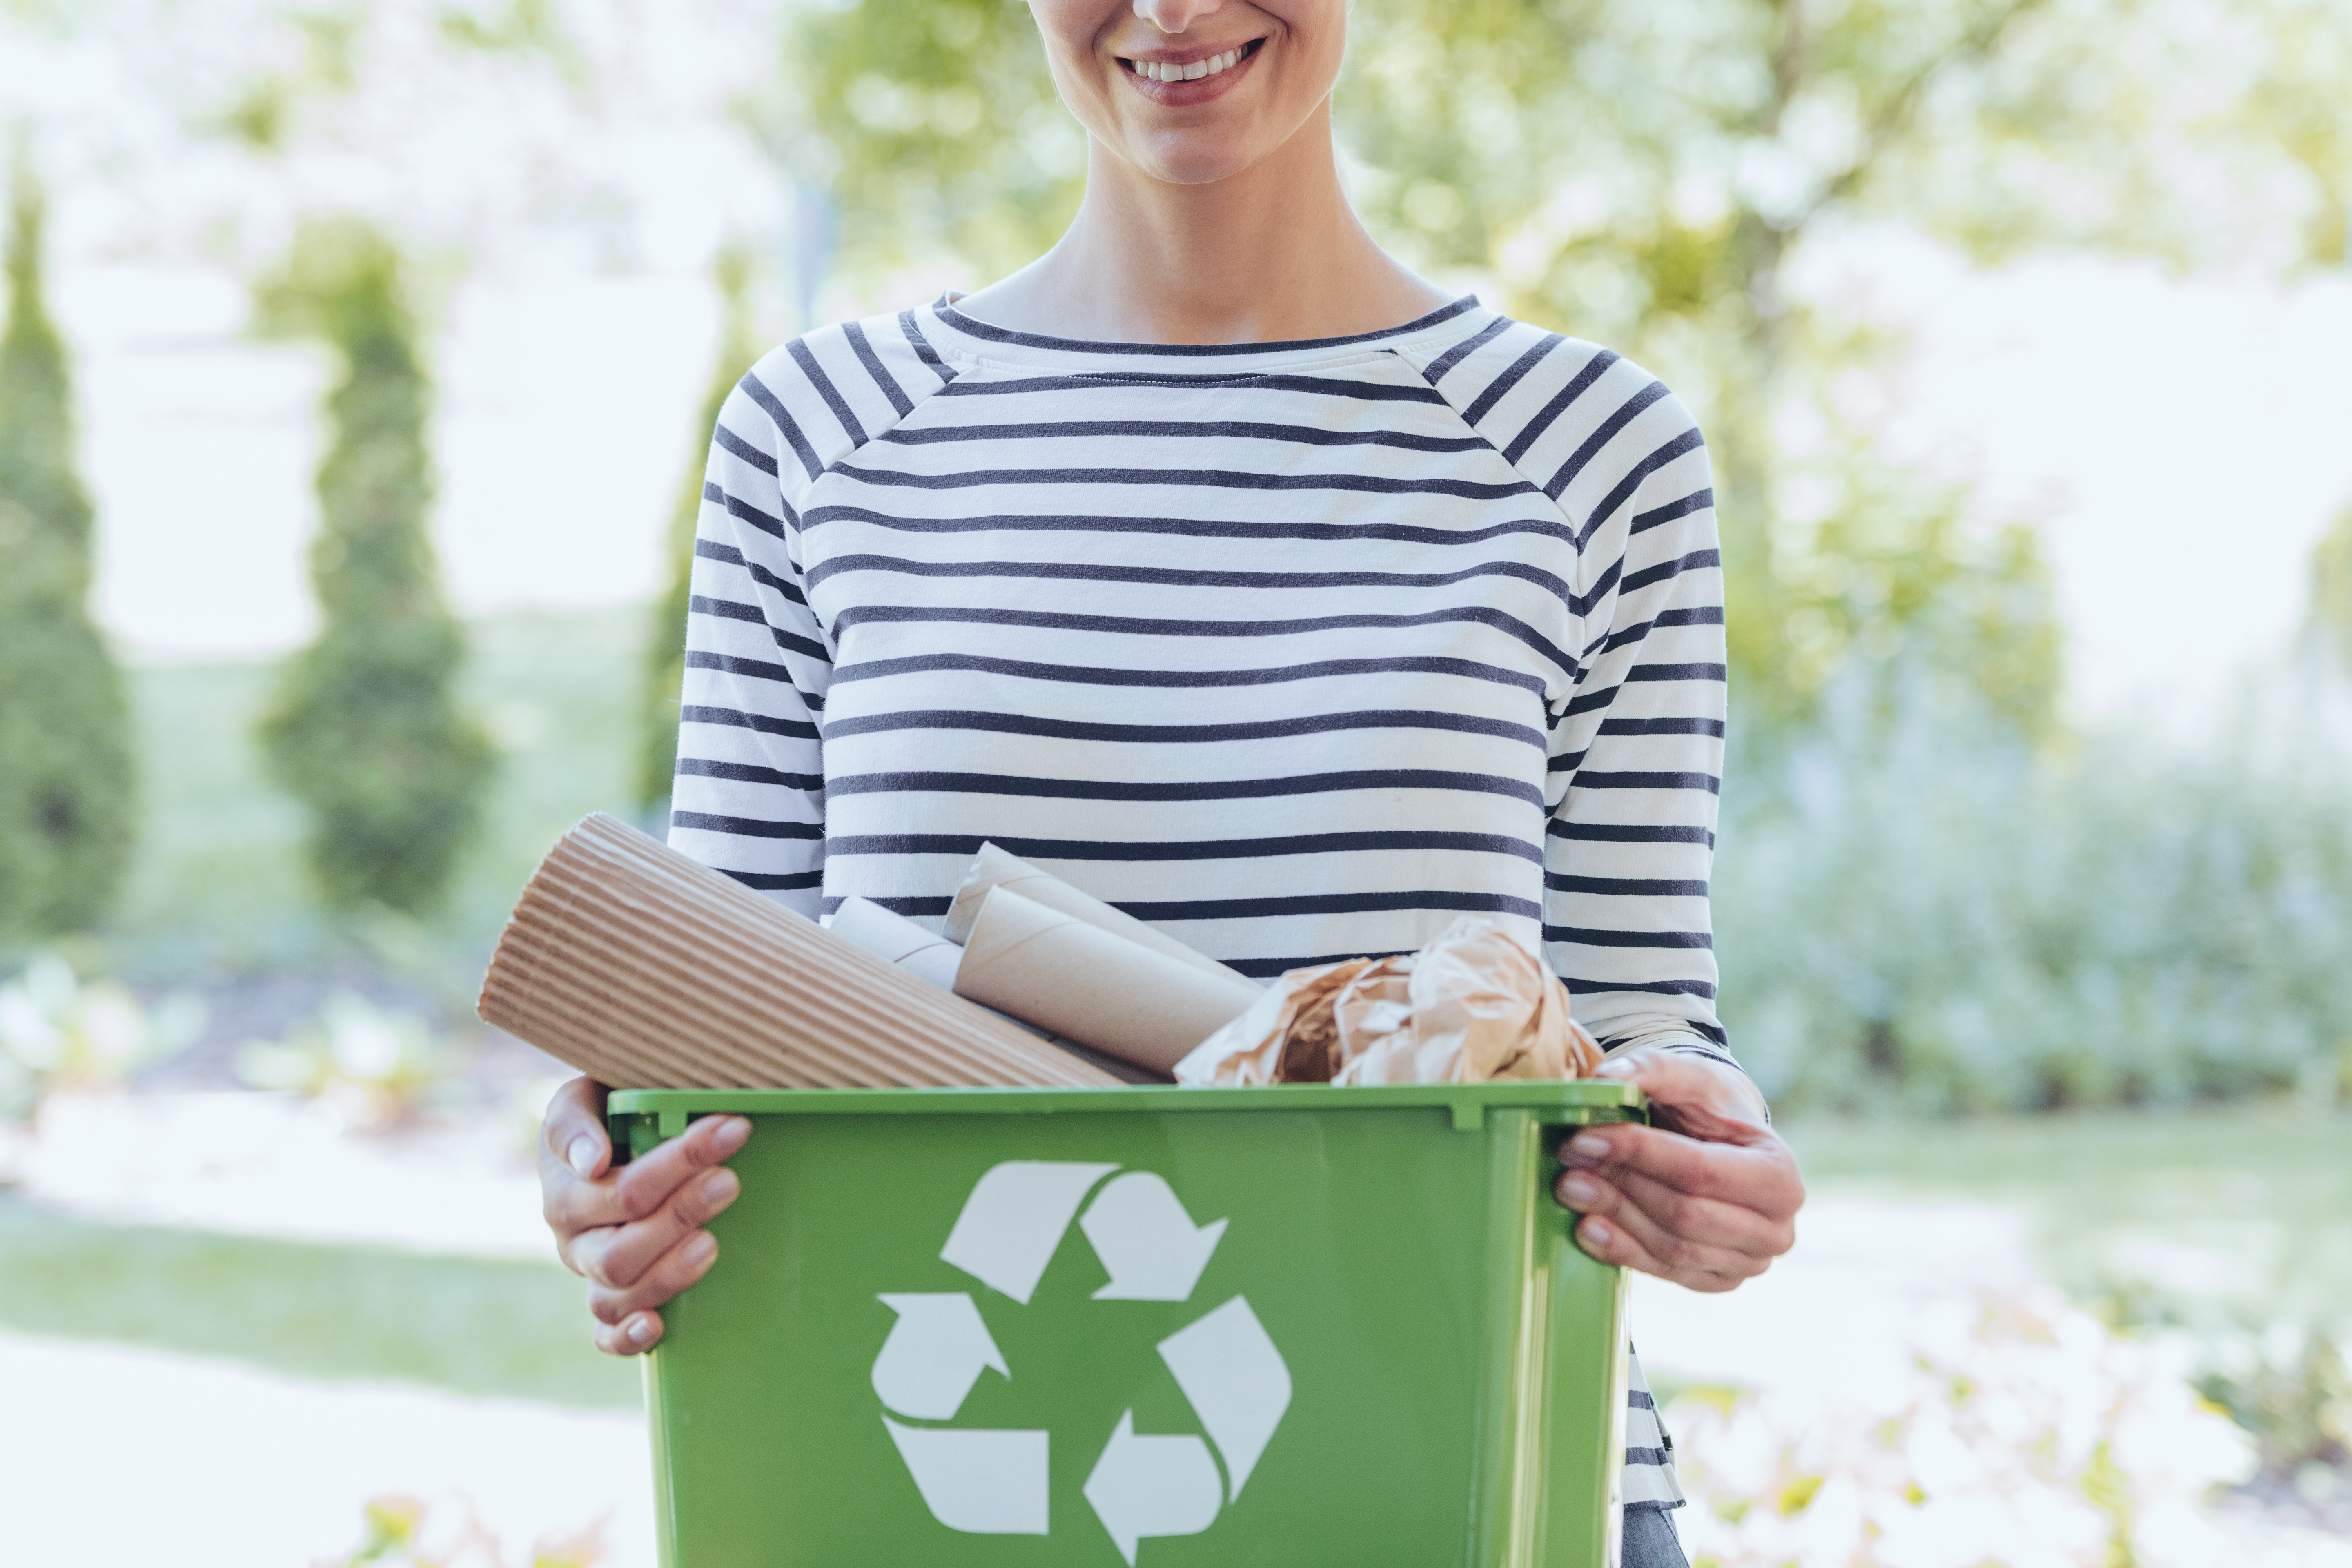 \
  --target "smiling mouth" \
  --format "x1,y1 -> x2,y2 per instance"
1120,37 -> 1264,83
